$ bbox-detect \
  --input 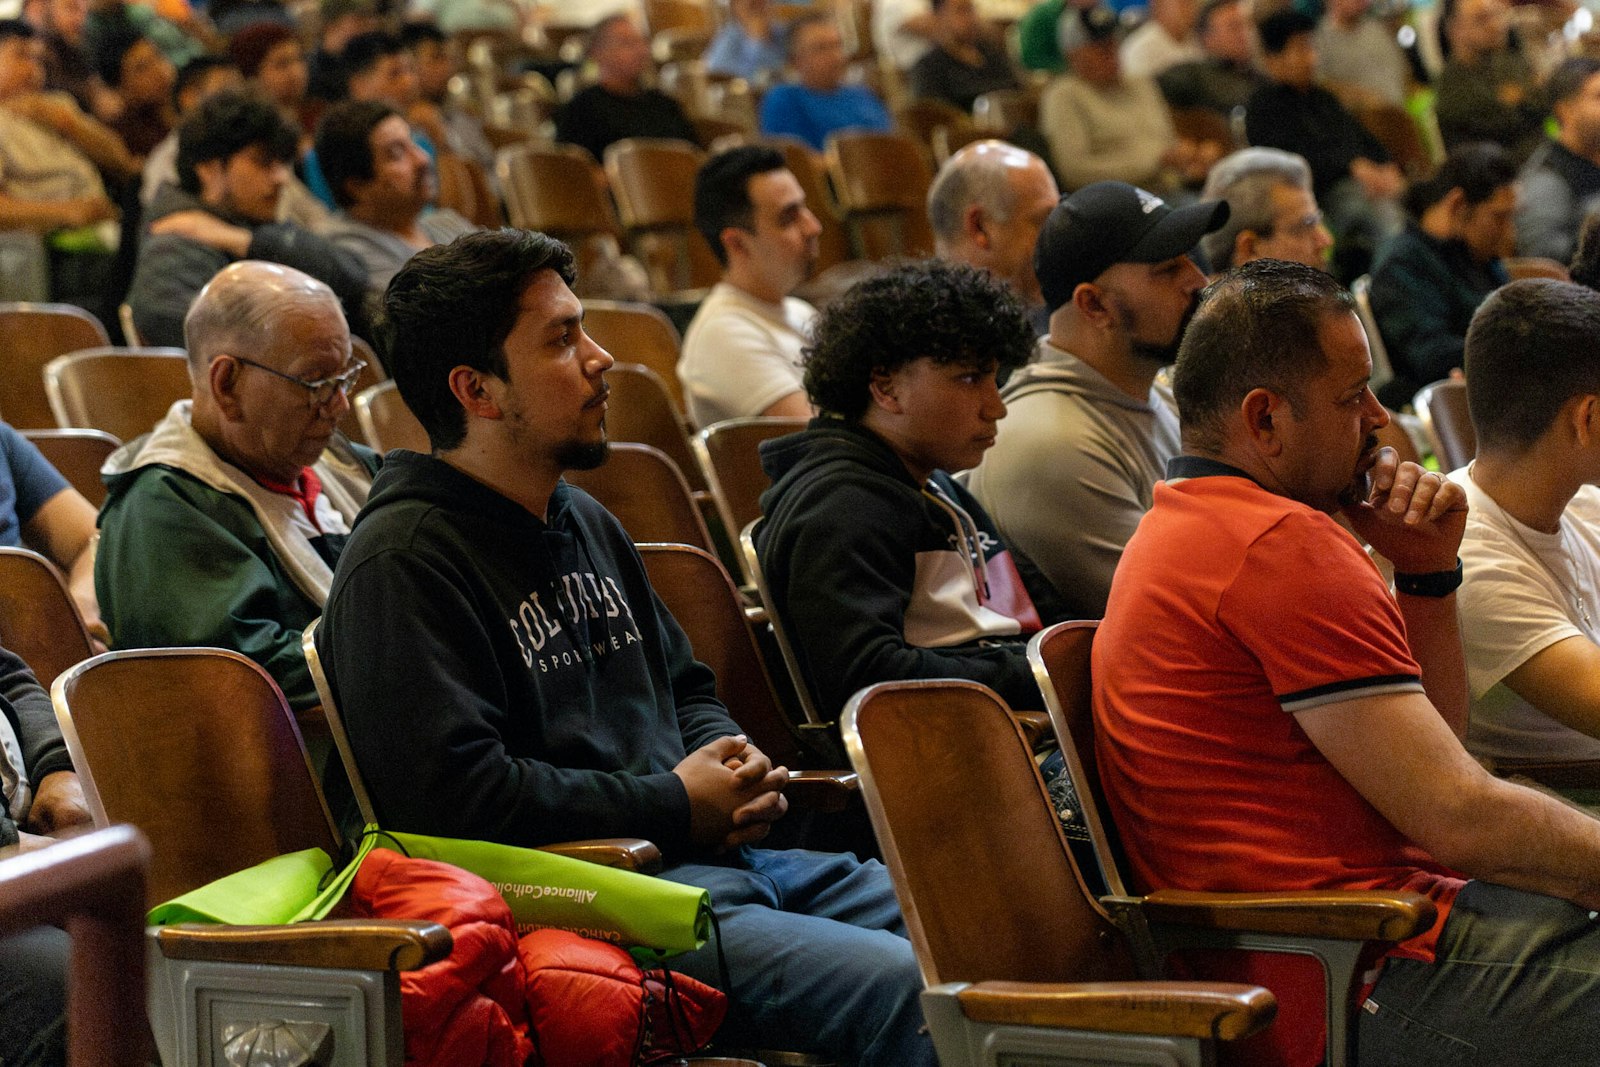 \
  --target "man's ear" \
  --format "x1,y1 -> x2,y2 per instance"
1240,387 -> 1286,457
209,354 -> 245,420
447,365 -> 502,422
194,158 -> 224,201
1234,228 -> 1260,264
1571,394 -> 1600,448
720,225 -> 750,262
964,202 -> 990,249
867,367 -> 902,414
1071,281 -> 1113,329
